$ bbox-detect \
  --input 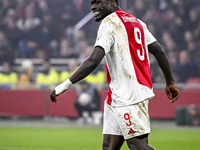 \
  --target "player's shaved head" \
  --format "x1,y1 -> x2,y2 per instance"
110,0 -> 119,5
105,0 -> 119,5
